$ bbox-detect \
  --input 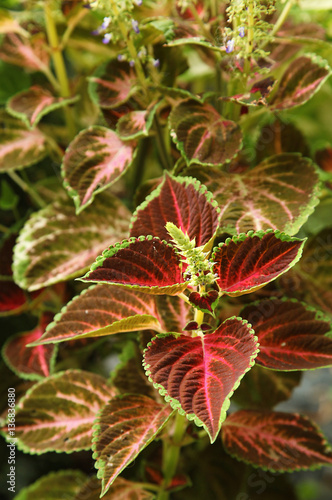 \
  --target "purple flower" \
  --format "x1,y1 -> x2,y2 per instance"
238,27 -> 245,38
101,17 -> 111,30
132,19 -> 140,34
102,33 -> 112,44
129,60 -> 135,67
117,54 -> 125,61
153,58 -> 160,68
135,0 -> 143,5
226,39 -> 235,53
